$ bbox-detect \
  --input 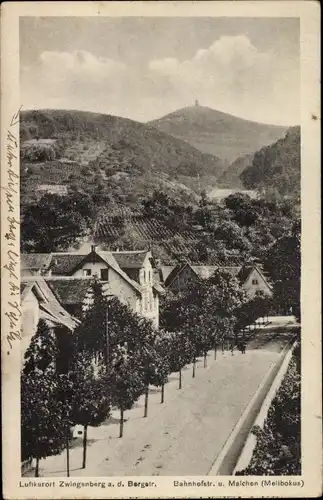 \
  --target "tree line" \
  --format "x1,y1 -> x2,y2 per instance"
21,269 -> 274,477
